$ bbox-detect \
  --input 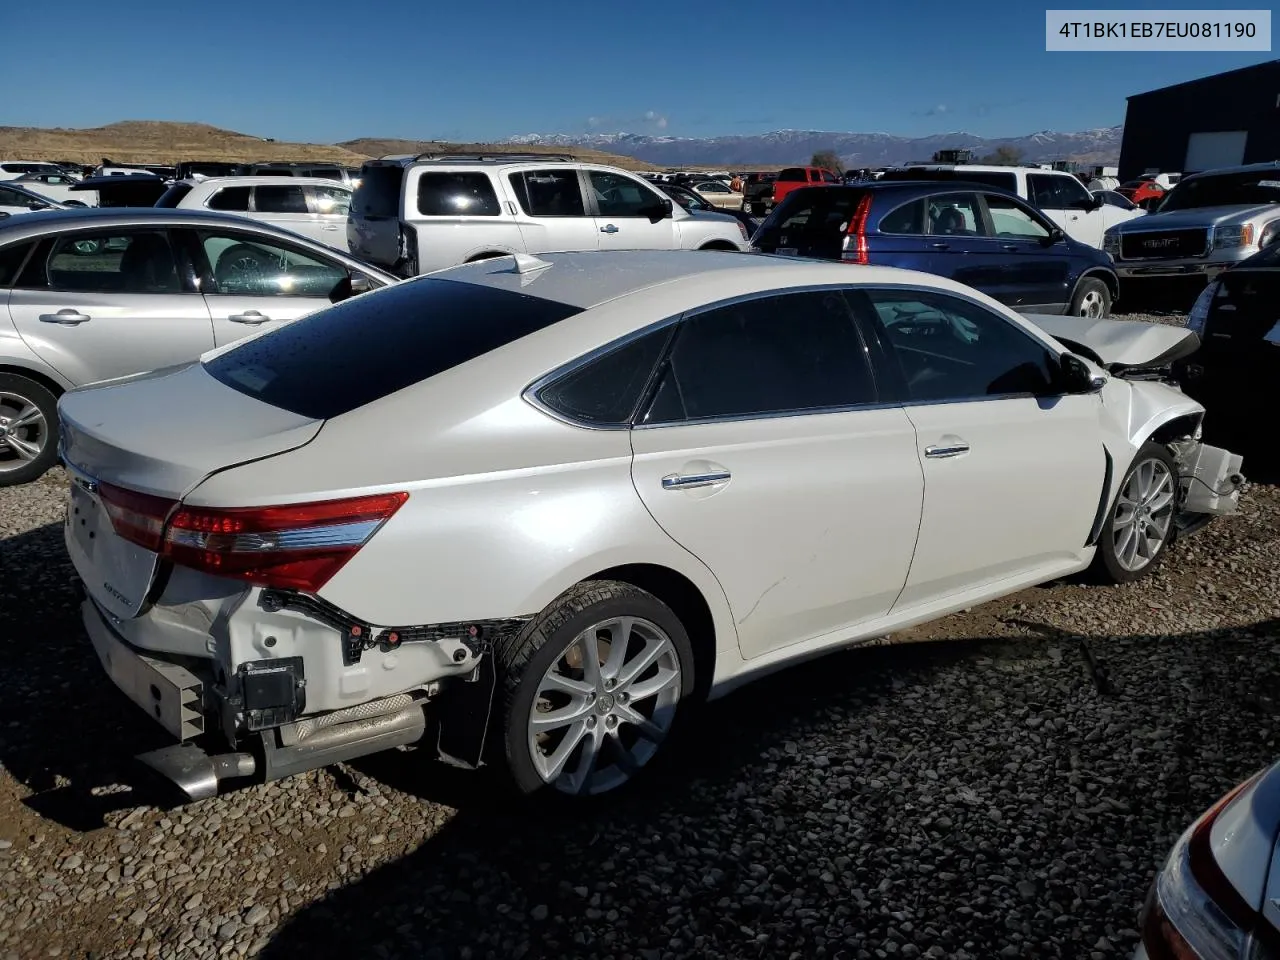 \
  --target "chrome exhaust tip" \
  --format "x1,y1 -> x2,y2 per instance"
135,744 -> 256,803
